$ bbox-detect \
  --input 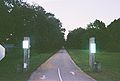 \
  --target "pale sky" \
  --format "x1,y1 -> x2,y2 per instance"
26,0 -> 120,38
